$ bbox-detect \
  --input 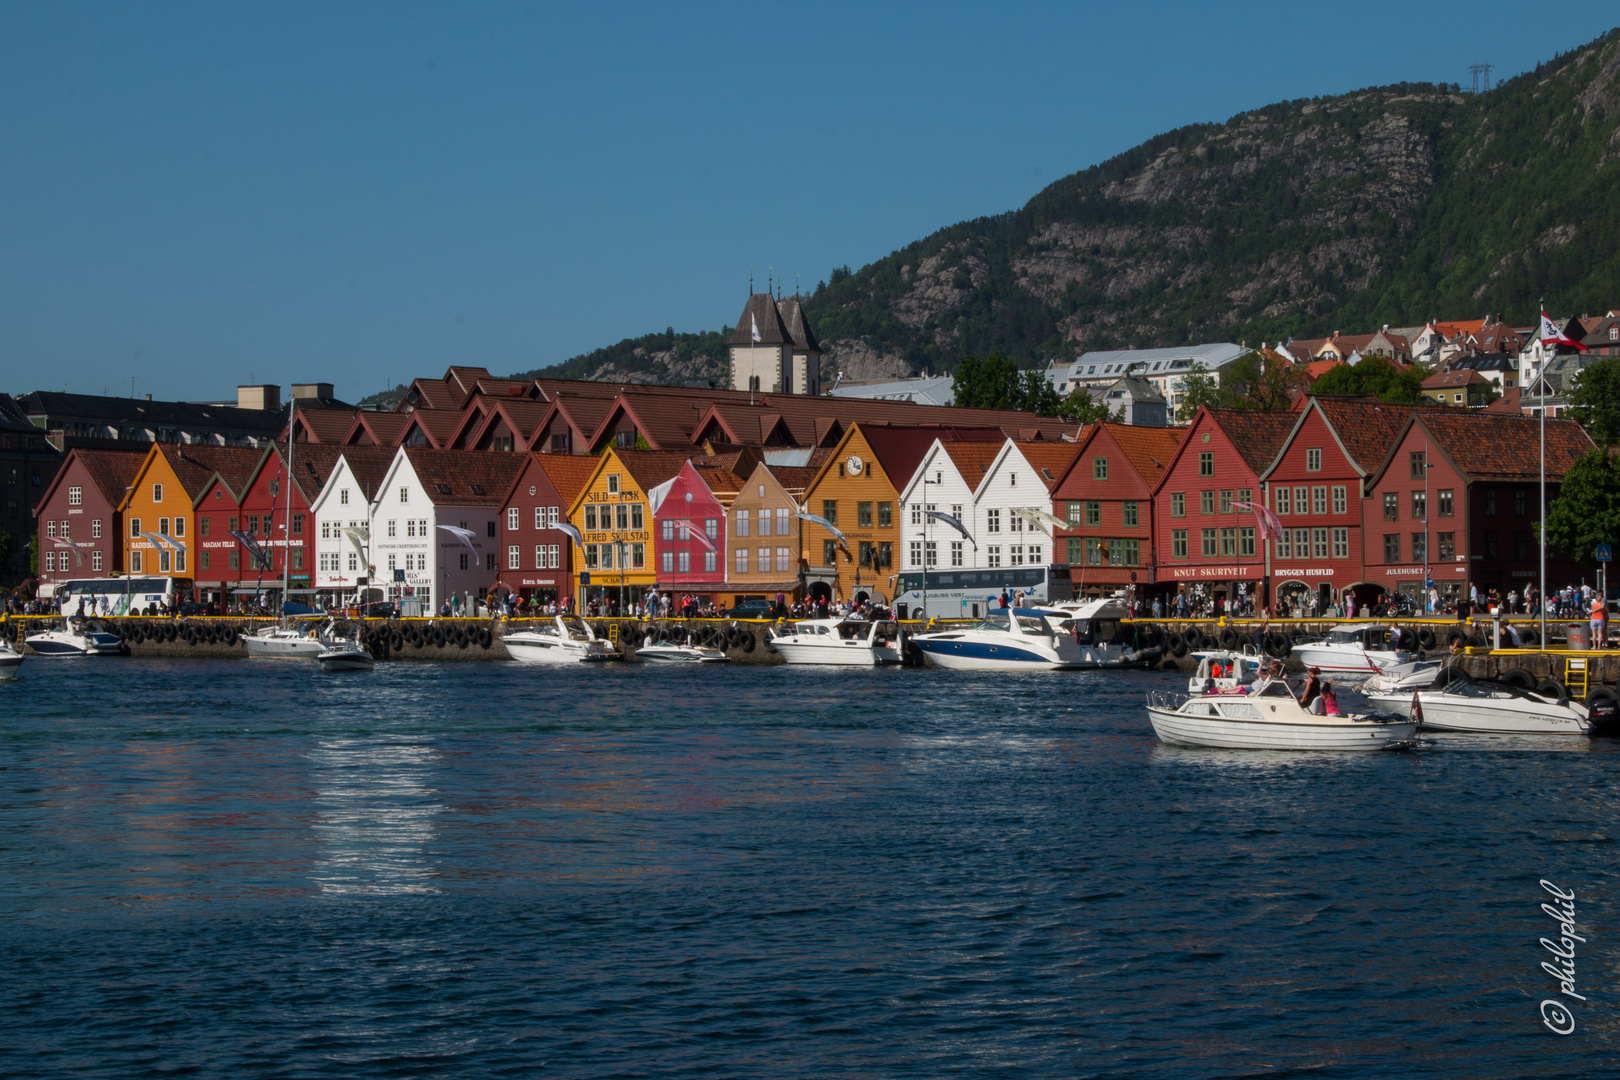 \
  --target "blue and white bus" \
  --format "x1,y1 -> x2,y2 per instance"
52,577 -> 191,616
895,565 -> 1073,620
